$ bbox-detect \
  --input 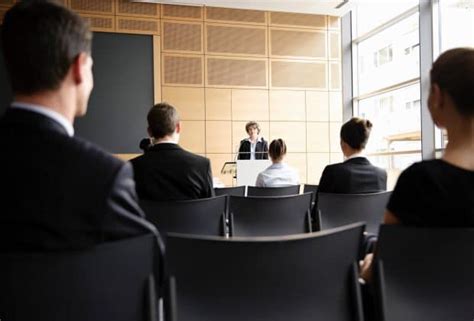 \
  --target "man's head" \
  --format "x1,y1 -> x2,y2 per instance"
1,1 -> 93,116
245,121 -> 260,139
340,117 -> 373,156
147,102 -> 181,141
